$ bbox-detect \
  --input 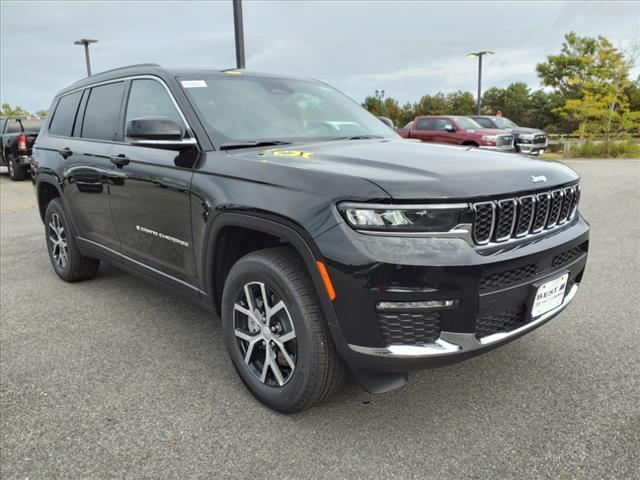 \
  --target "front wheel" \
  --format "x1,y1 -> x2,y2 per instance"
221,247 -> 346,412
